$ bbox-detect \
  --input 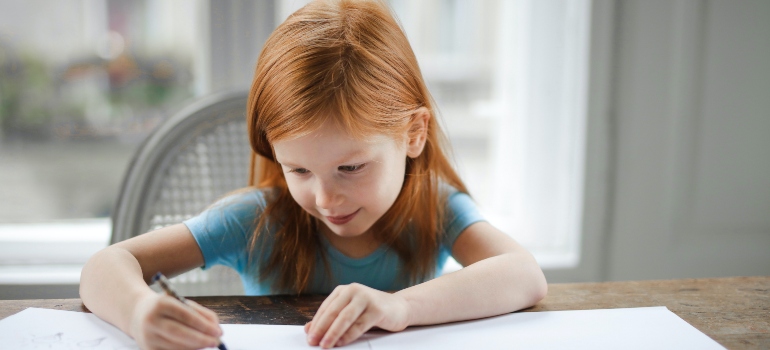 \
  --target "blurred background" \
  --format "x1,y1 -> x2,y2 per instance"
0,0 -> 768,299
